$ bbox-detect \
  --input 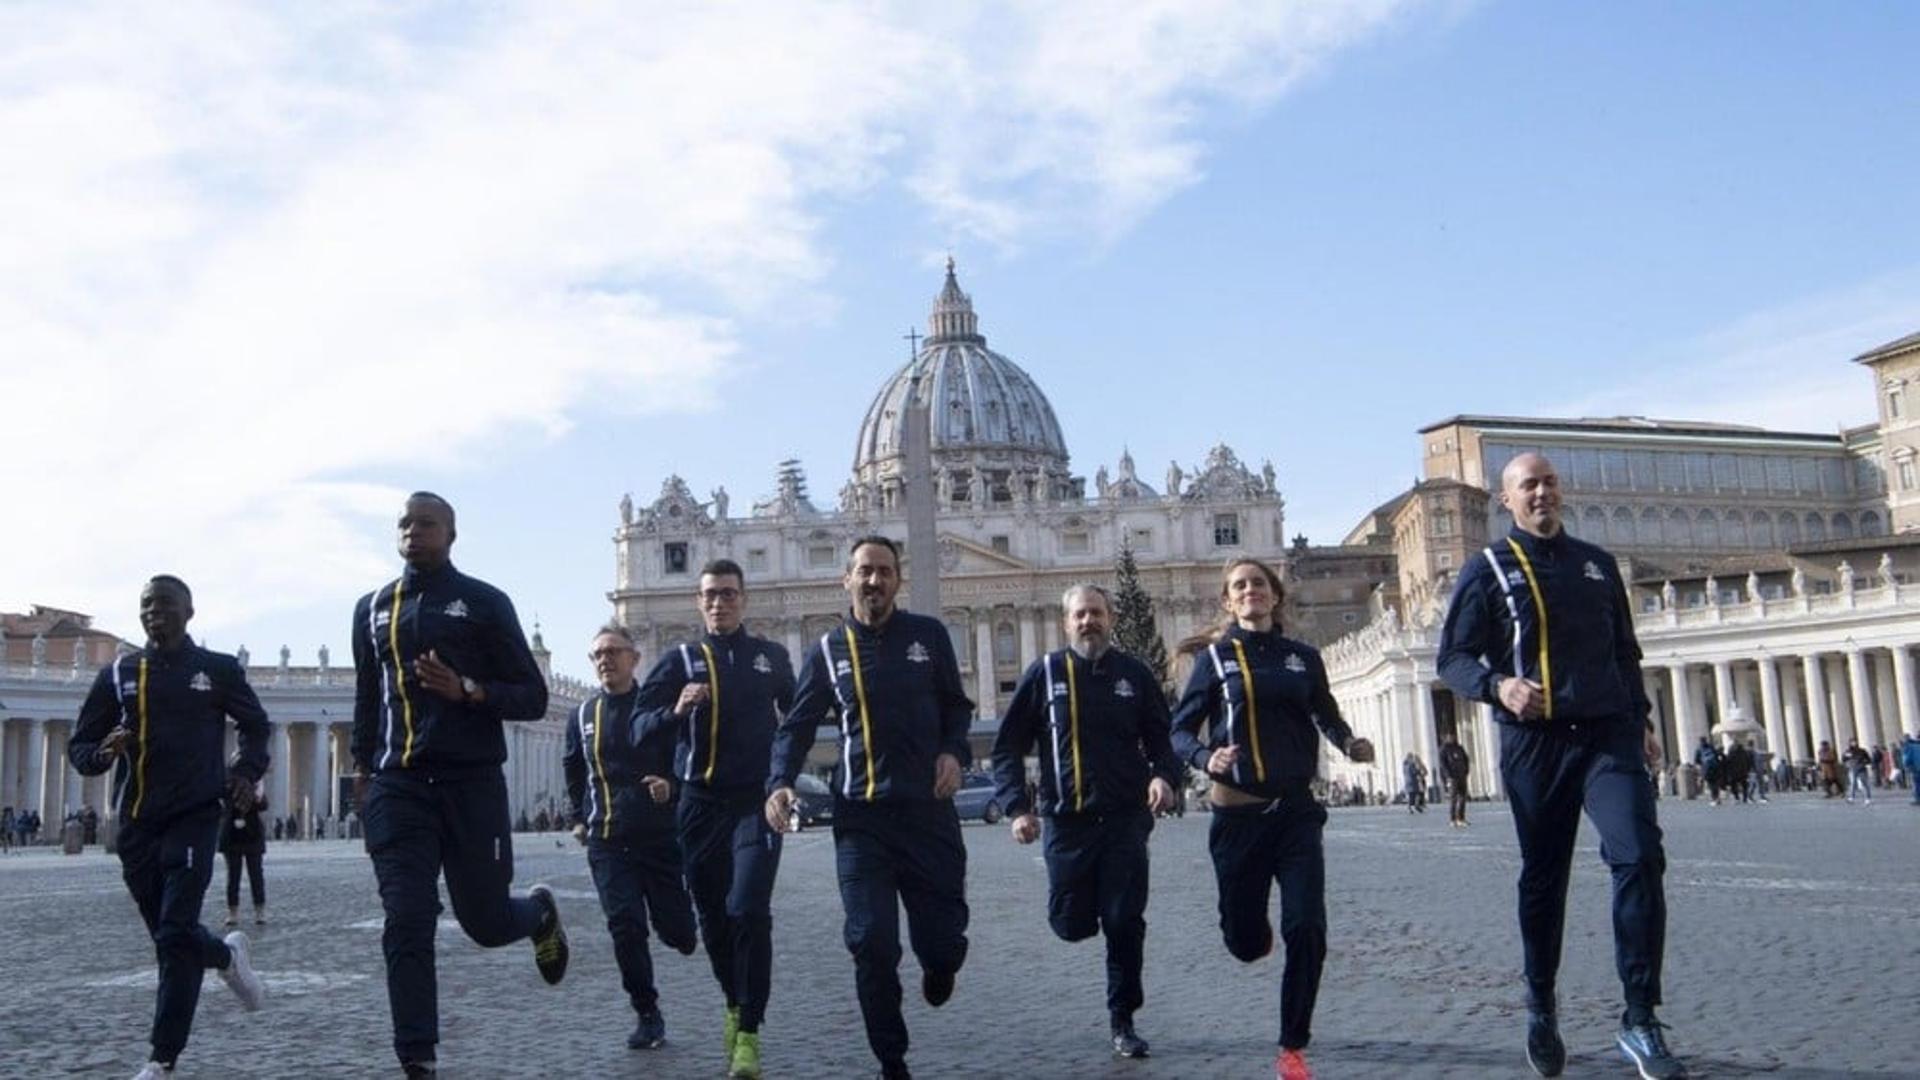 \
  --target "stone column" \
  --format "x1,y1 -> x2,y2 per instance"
59,723 -> 83,814
307,722 -> 332,825
1757,656 -> 1788,760
1018,607 -> 1039,670
1802,654 -> 1835,753
1413,679 -> 1439,790
974,619 -> 996,722
0,719 -> 10,812
782,621 -> 804,666
1845,649 -> 1877,750
22,719 -> 47,831
1668,665 -> 1699,753
1780,661 -> 1809,764
1473,702 -> 1503,798
1892,645 -> 1919,737
1042,606 -> 1062,653
1871,651 -> 1900,746
270,723 -> 293,820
